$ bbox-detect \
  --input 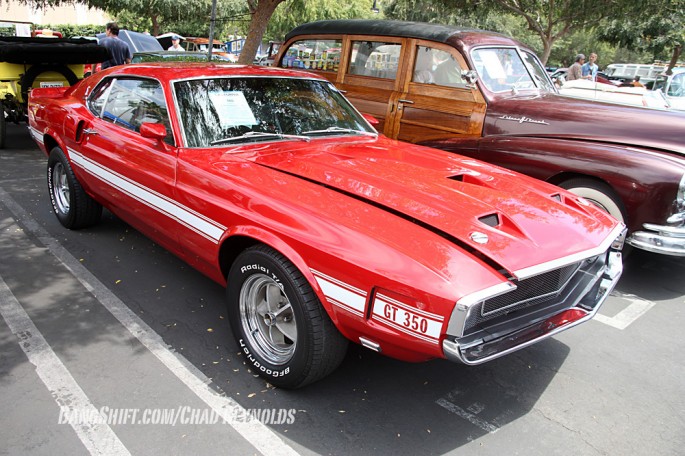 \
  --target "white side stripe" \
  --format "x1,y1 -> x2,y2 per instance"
69,149 -> 226,243
311,269 -> 367,316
